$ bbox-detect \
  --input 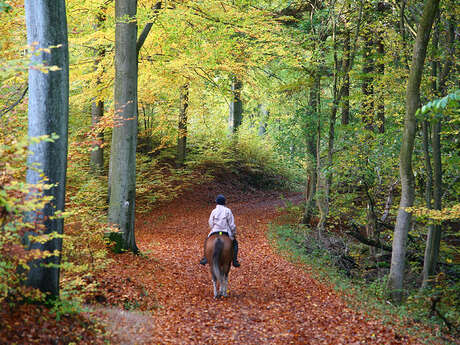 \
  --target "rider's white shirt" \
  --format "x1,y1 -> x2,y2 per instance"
208,205 -> 236,239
